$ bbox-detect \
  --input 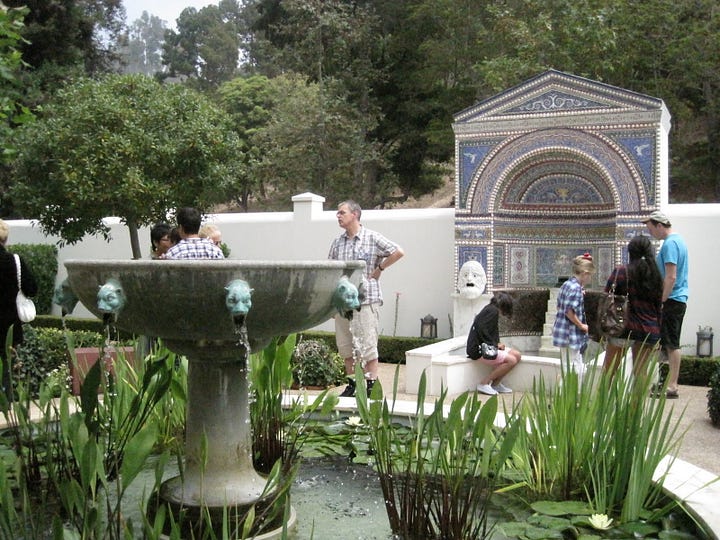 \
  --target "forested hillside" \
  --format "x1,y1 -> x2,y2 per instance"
2,0 -> 719,221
